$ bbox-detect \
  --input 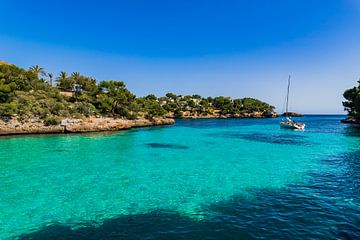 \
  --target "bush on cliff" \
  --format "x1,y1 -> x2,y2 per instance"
44,116 -> 61,126
0,102 -> 18,115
